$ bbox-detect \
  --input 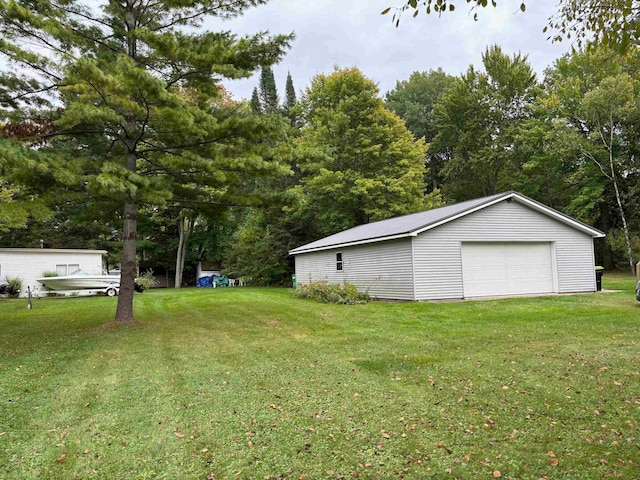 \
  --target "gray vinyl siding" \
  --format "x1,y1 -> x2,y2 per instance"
412,201 -> 596,300
294,239 -> 415,300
